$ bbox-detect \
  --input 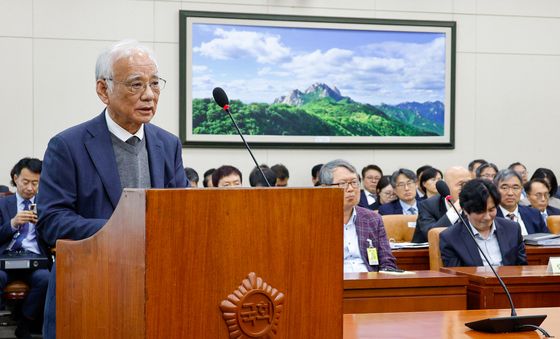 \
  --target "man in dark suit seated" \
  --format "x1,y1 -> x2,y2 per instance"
412,166 -> 471,243
358,164 -> 383,211
319,159 -> 396,272
494,169 -> 548,235
36,40 -> 188,339
524,178 -> 560,226
440,179 -> 527,267
0,158 -> 49,339
378,168 -> 419,216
